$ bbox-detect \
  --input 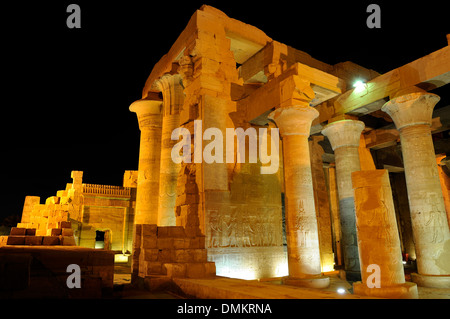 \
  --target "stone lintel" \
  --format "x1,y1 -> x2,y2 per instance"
244,63 -> 344,123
